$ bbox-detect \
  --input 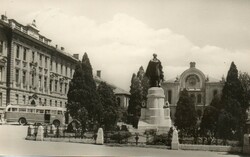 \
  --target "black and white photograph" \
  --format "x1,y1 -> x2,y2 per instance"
0,0 -> 250,156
